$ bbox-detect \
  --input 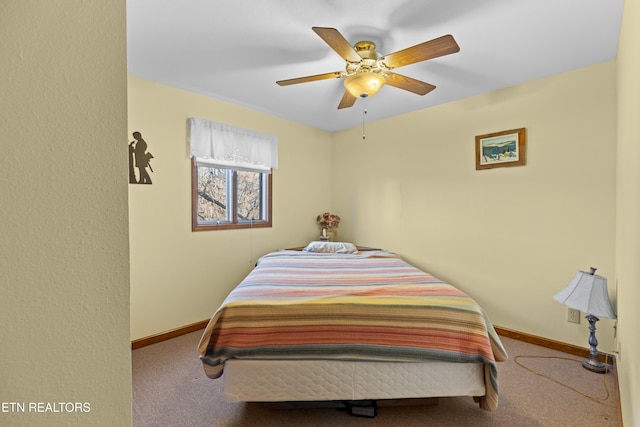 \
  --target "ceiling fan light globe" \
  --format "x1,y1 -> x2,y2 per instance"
344,72 -> 384,98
